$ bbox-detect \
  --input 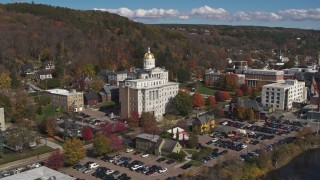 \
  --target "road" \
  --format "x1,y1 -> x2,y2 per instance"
25,80 -> 43,92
